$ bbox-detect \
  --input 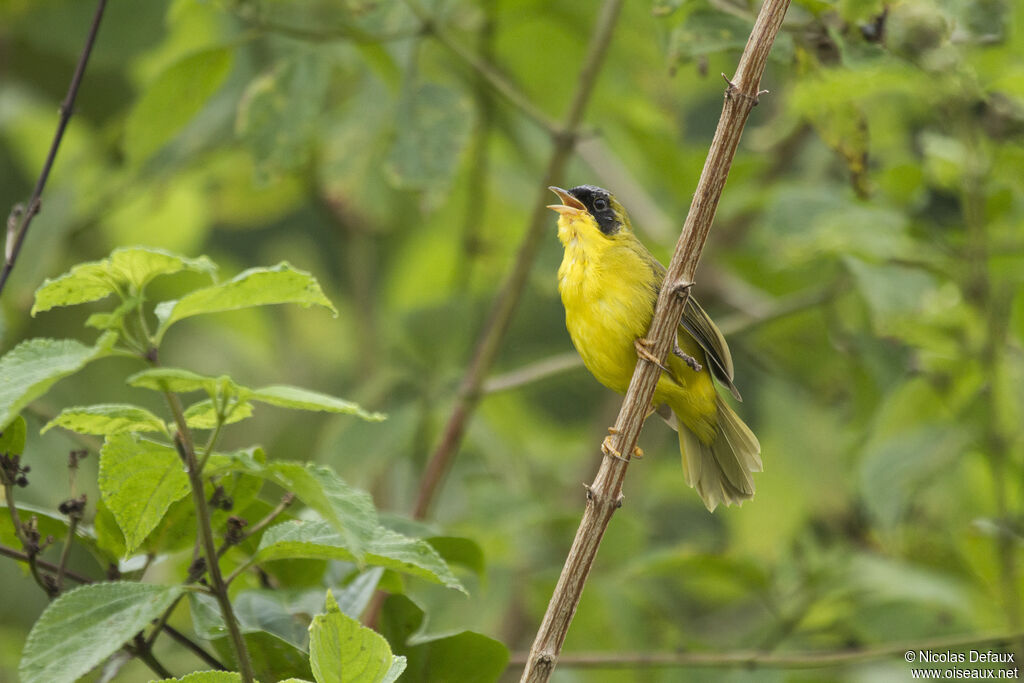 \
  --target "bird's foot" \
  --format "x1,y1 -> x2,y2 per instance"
634,338 -> 671,373
602,428 -> 642,461
672,343 -> 702,372
601,435 -> 630,462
